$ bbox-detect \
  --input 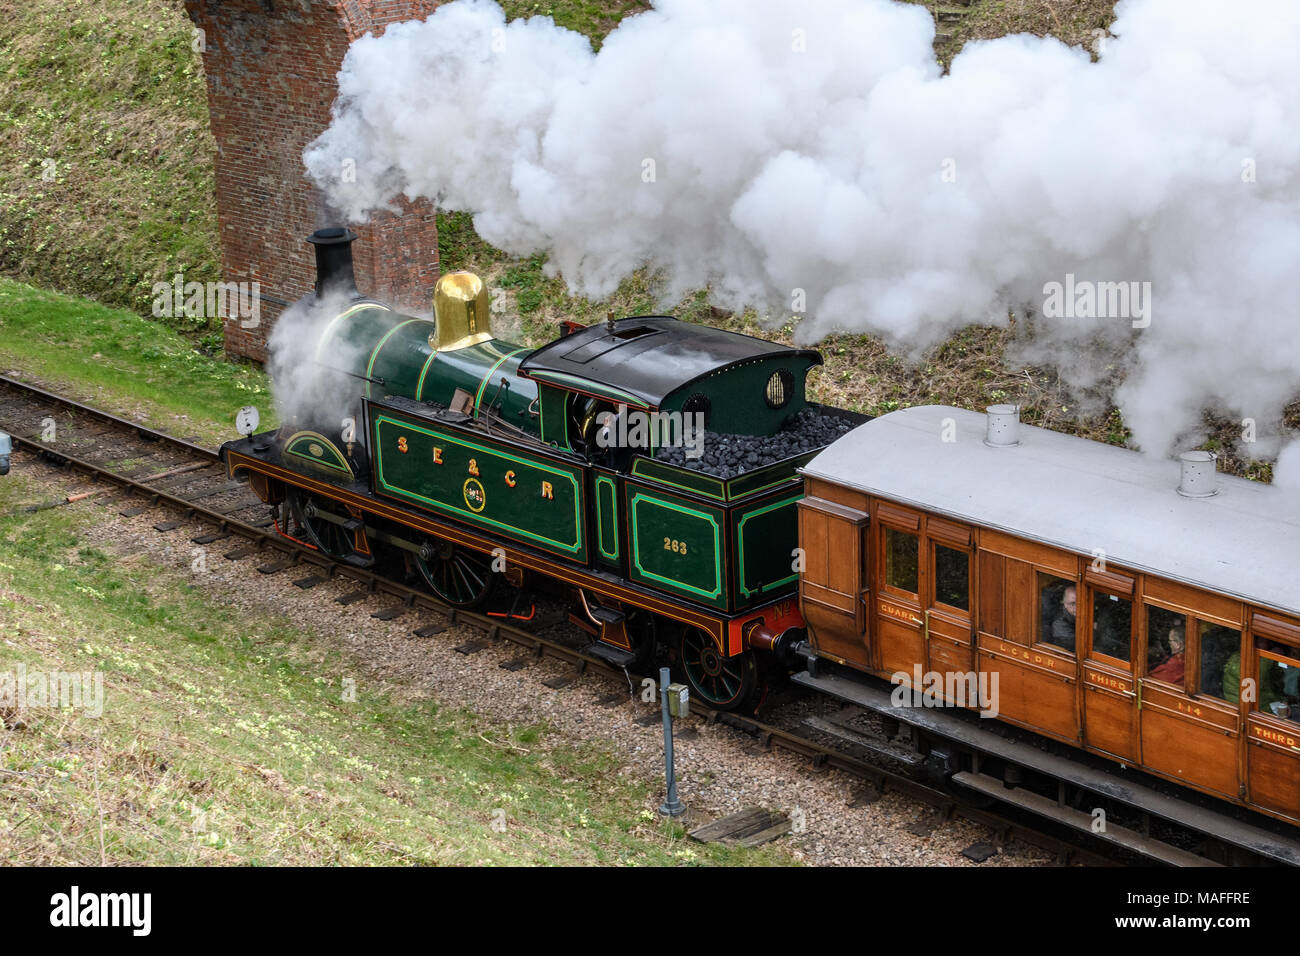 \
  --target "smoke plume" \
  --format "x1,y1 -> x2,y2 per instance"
267,288 -> 372,436
305,0 -> 1300,462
